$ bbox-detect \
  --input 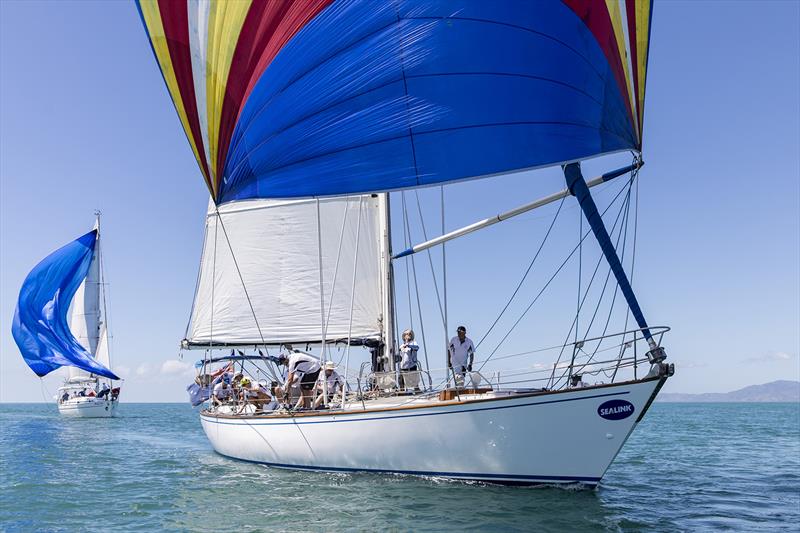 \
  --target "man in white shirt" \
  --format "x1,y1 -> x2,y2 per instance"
212,381 -> 231,406
313,362 -> 346,409
448,325 -> 475,388
278,351 -> 322,409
